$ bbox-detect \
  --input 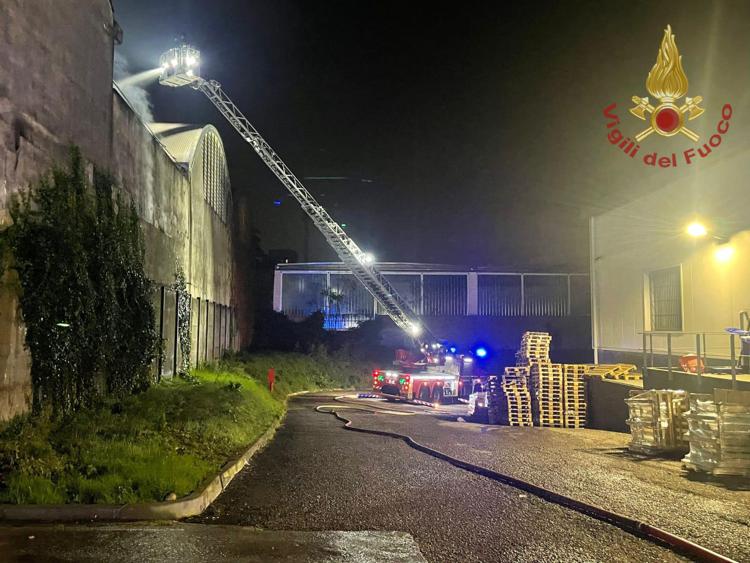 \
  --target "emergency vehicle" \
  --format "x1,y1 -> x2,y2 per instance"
372,346 -> 476,404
